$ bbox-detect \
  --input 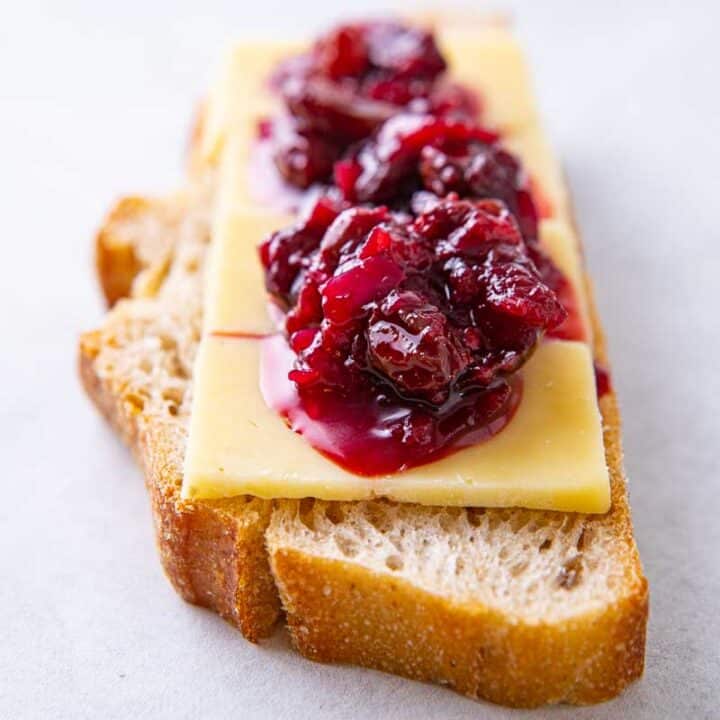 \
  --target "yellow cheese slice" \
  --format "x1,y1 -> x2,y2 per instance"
200,28 -> 576,242
437,24 -> 571,225
200,26 -> 567,220
204,211 -> 287,334
204,133 -> 291,334
185,25 -> 610,512
213,120 -> 257,216
201,32 -> 542,160
201,40 -> 302,164
438,25 -> 537,133
184,338 -> 609,513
